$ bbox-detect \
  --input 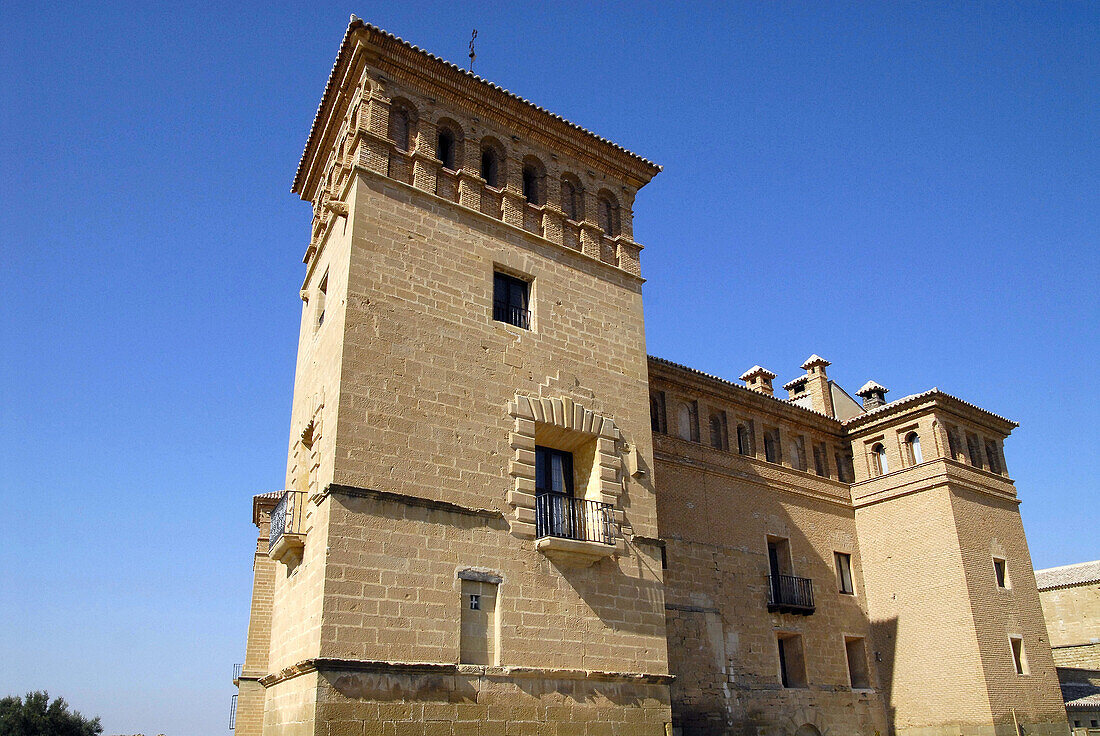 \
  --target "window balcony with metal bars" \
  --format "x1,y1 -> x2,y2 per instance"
268,490 -> 308,565
766,573 -> 816,615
